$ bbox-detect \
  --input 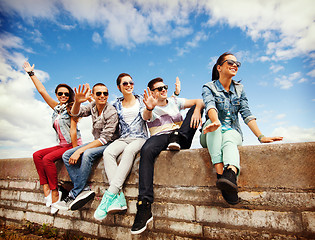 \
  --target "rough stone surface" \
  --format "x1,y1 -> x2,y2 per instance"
0,142 -> 314,239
